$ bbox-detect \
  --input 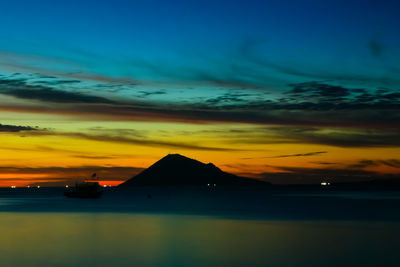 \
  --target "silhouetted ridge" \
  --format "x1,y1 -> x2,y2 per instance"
120,154 -> 268,186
